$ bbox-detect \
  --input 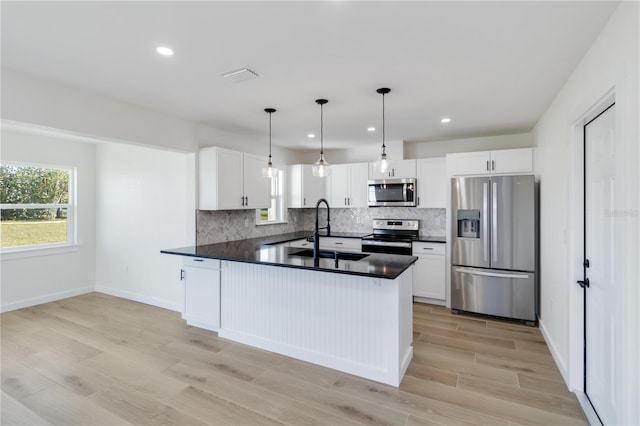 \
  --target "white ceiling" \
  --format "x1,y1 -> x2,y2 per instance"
1,1 -> 618,151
